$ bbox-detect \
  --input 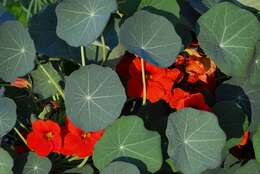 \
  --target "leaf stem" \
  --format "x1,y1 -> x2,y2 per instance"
101,35 -> 107,65
77,157 -> 89,168
38,64 -> 65,99
26,0 -> 34,21
141,58 -> 147,105
14,128 -> 27,146
80,46 -> 86,66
